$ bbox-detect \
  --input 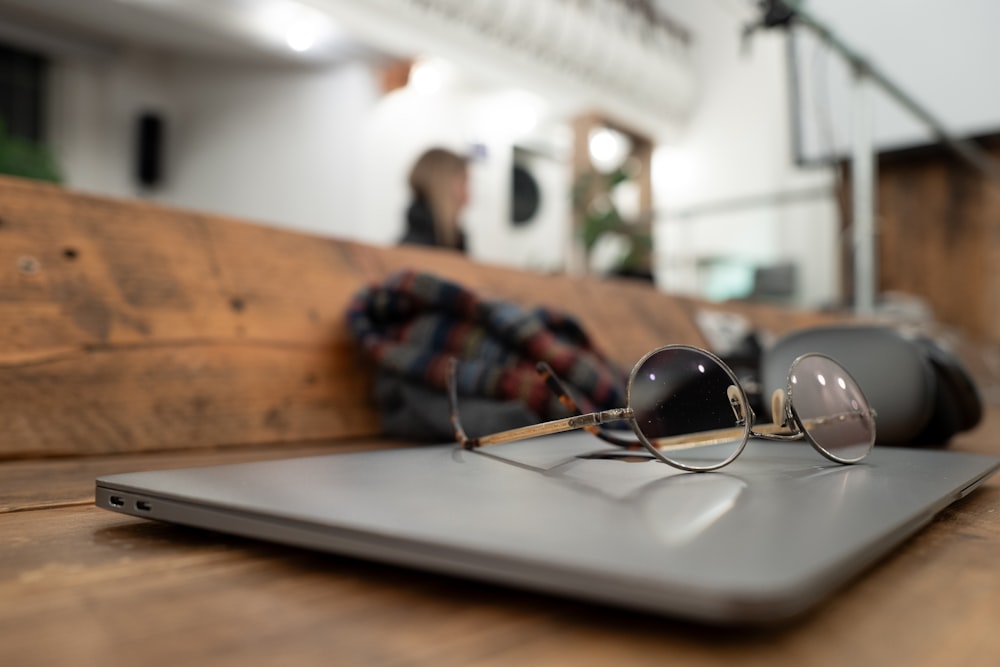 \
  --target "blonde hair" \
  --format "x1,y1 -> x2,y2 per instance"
408,148 -> 468,248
